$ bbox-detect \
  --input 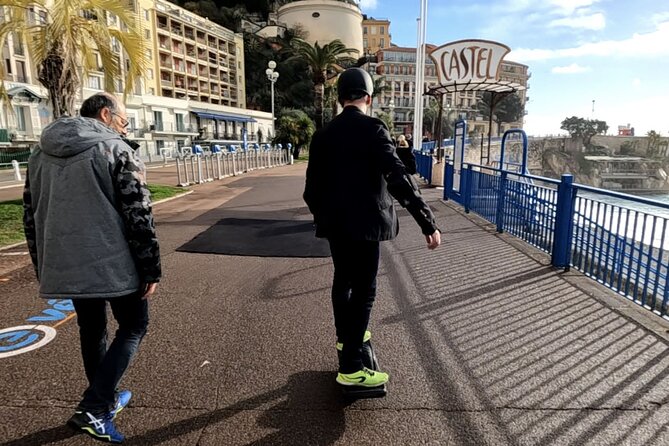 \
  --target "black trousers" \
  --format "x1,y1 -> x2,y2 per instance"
328,238 -> 380,373
72,292 -> 149,414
